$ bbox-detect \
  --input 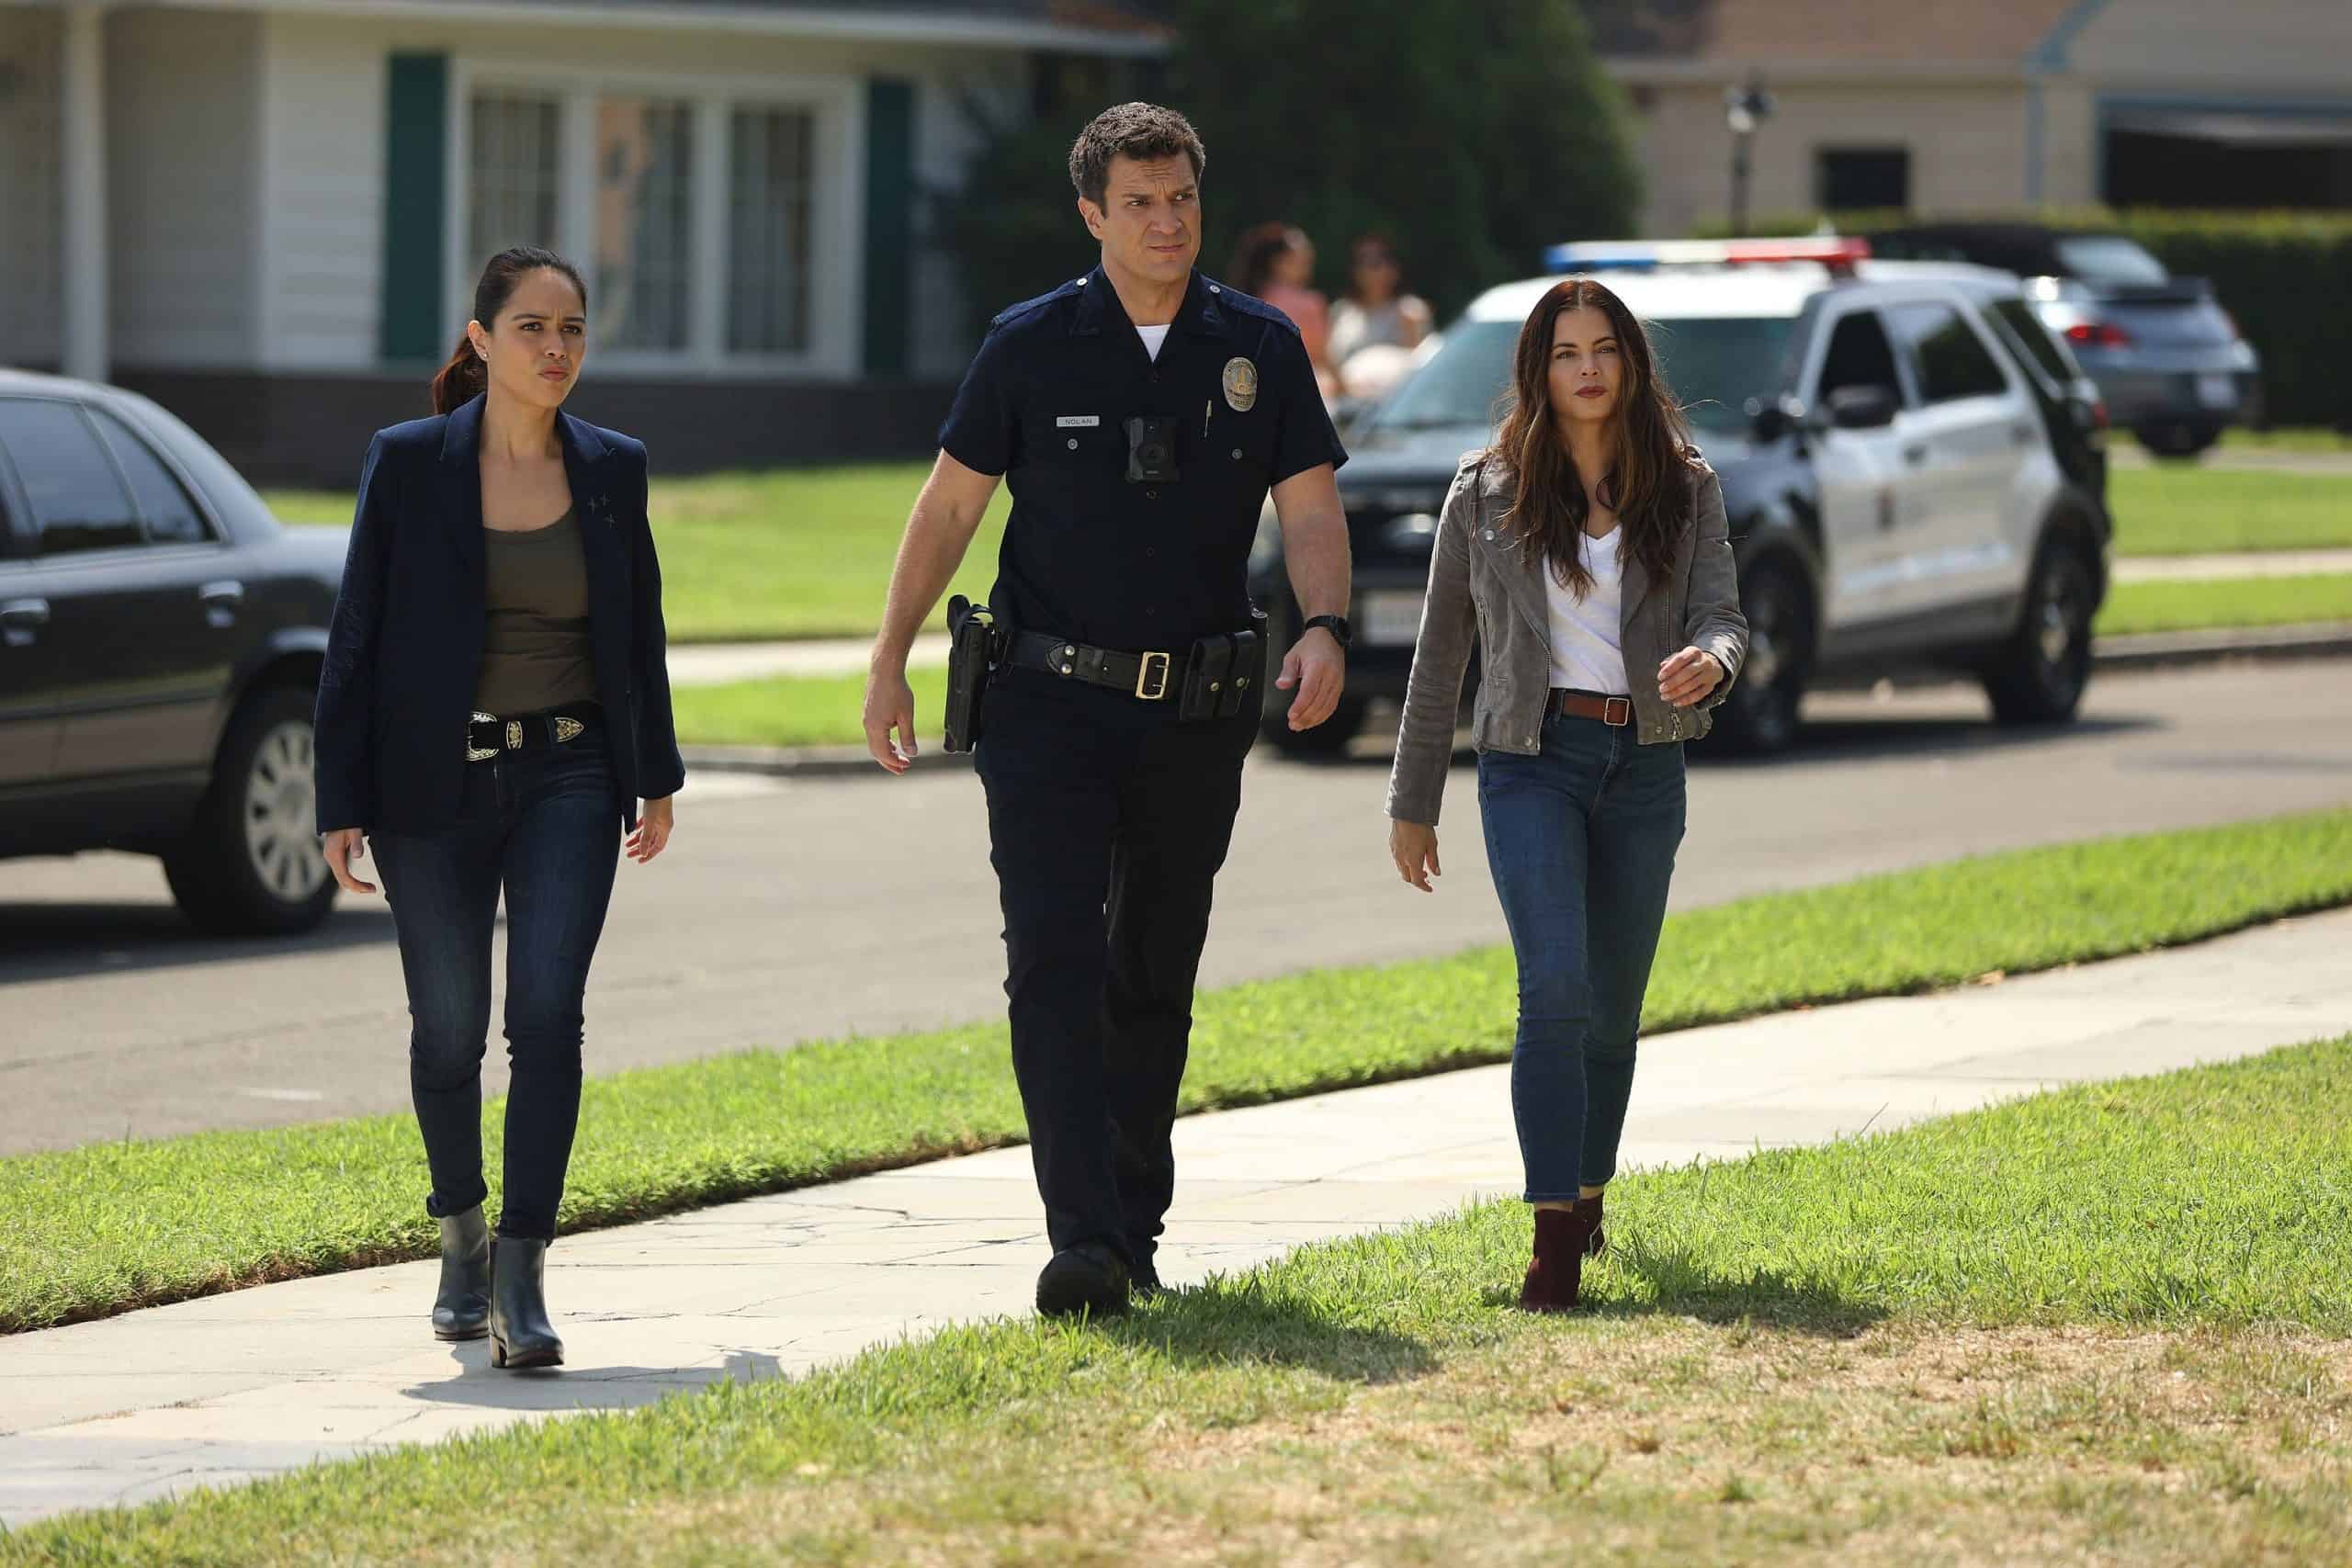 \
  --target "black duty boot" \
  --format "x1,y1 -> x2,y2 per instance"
488,1236 -> 564,1369
431,1205 -> 492,1342
1035,1244 -> 1131,1321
